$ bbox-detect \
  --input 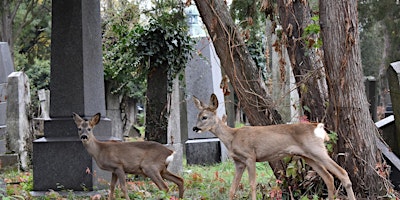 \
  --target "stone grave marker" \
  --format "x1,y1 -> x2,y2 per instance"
185,37 -> 227,165
0,42 -> 14,155
6,72 -> 32,171
32,0 -> 114,194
